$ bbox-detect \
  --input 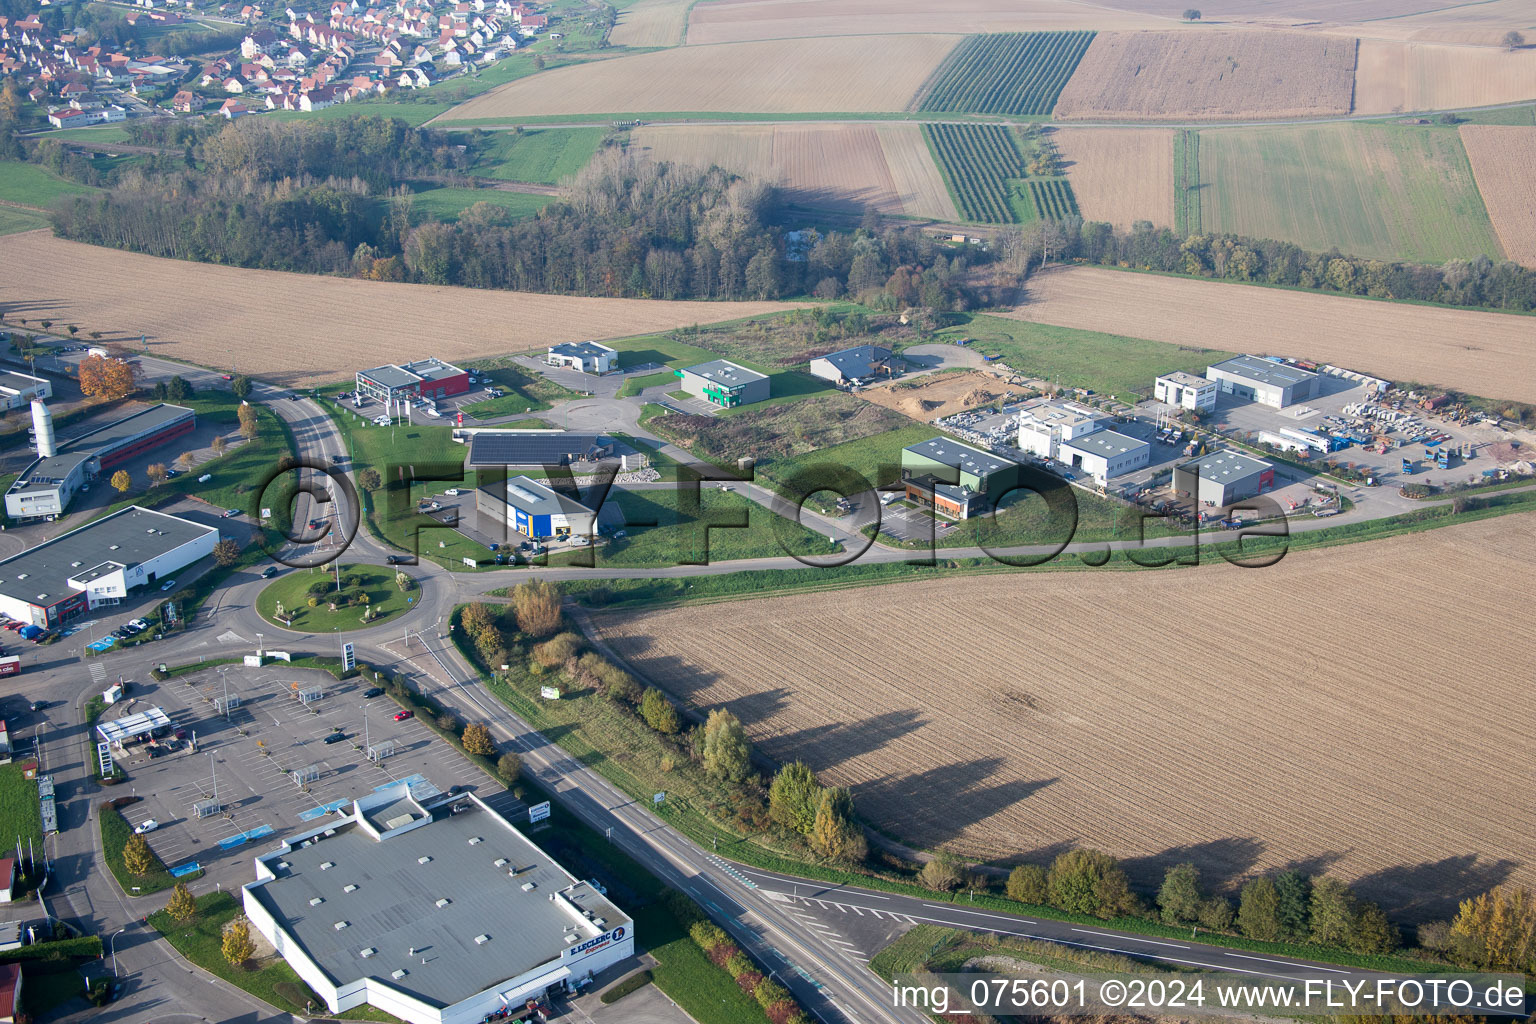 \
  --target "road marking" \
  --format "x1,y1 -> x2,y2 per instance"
928,904 -> 1038,925
1073,928 -> 1186,948
1225,952 -> 1350,974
